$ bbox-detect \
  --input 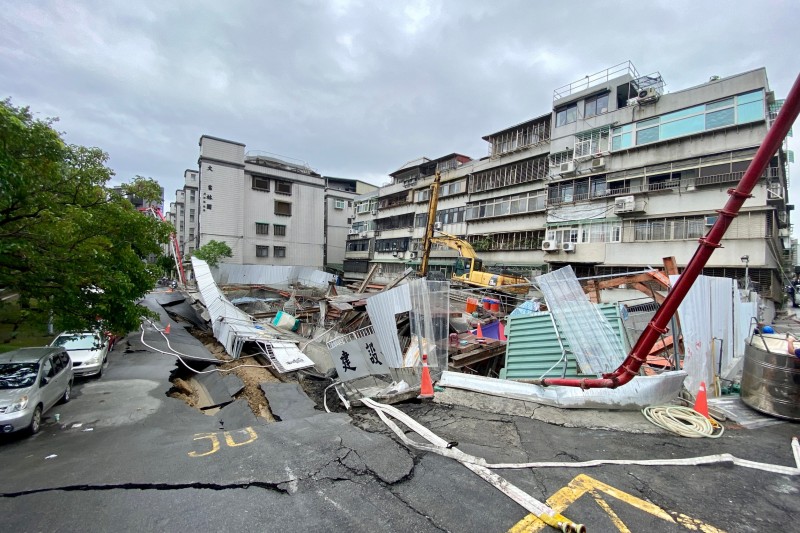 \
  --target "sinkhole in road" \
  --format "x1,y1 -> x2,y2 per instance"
165,330 -> 279,422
